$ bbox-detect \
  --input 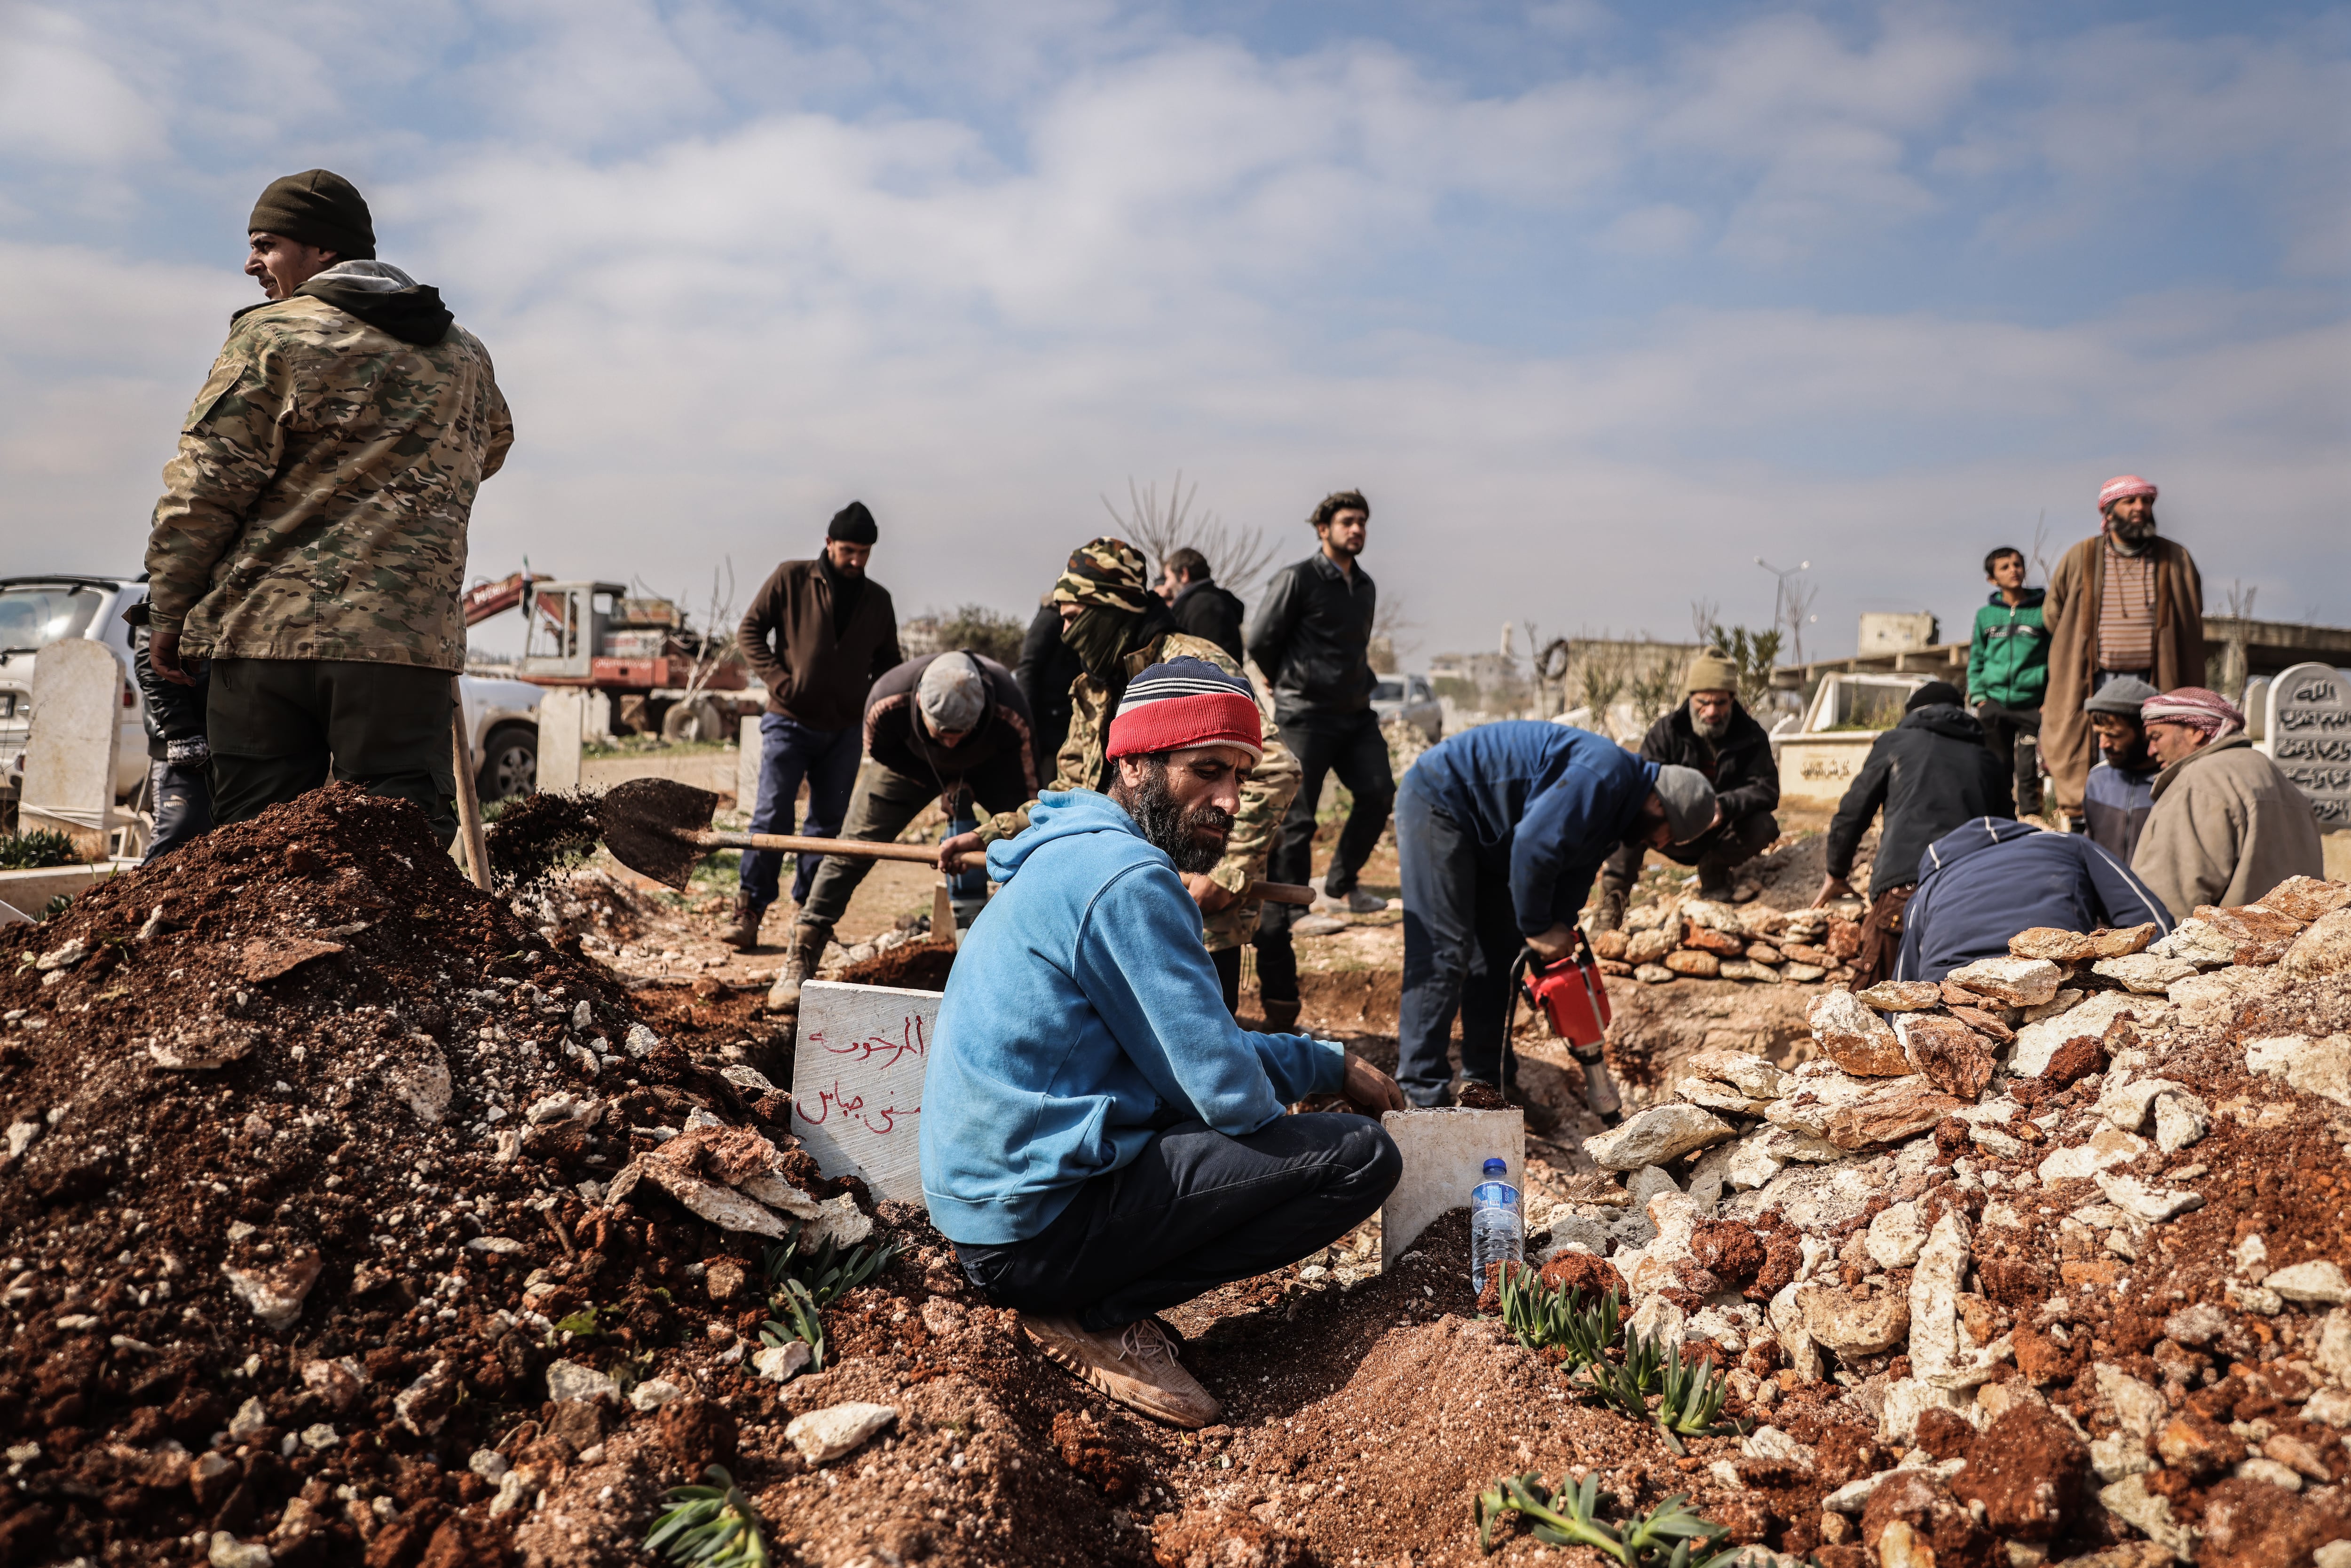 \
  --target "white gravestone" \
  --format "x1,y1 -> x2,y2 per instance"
1378,1107 -> 1525,1271
536,689 -> 585,794
737,714 -> 762,812
21,638 -> 123,859
2268,662 -> 2351,830
790,980 -> 942,1206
